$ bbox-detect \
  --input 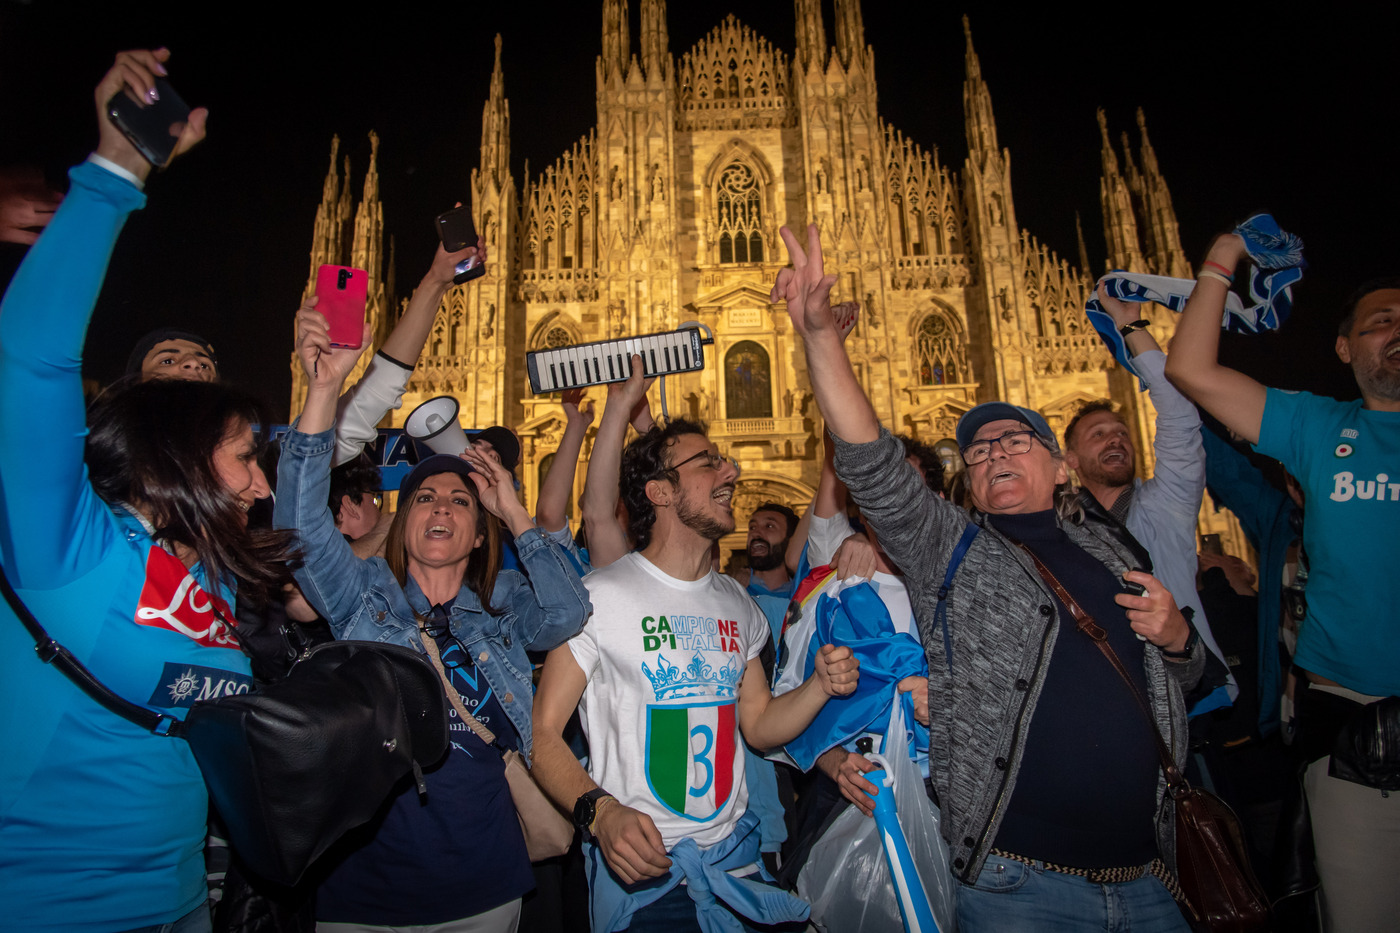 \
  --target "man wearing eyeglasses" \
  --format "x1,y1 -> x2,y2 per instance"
530,418 -> 860,932
775,223 -> 1205,931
